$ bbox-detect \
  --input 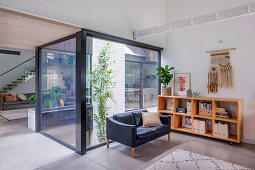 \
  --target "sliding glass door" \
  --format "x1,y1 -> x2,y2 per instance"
125,45 -> 159,111
125,61 -> 141,110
